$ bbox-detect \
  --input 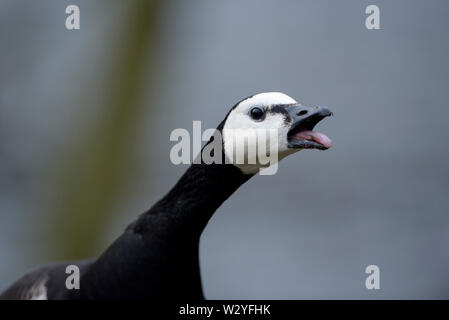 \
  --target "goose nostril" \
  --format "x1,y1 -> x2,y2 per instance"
297,110 -> 308,116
